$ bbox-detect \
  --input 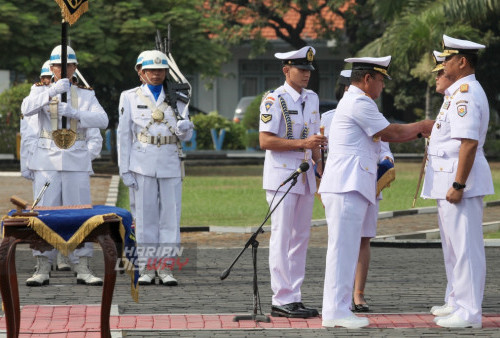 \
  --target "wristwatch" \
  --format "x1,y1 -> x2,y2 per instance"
452,182 -> 466,190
